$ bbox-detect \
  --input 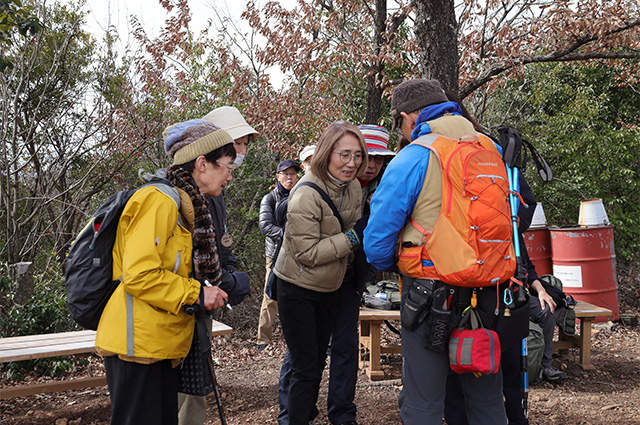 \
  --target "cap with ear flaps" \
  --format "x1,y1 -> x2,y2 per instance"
390,79 -> 448,129
163,119 -> 234,165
